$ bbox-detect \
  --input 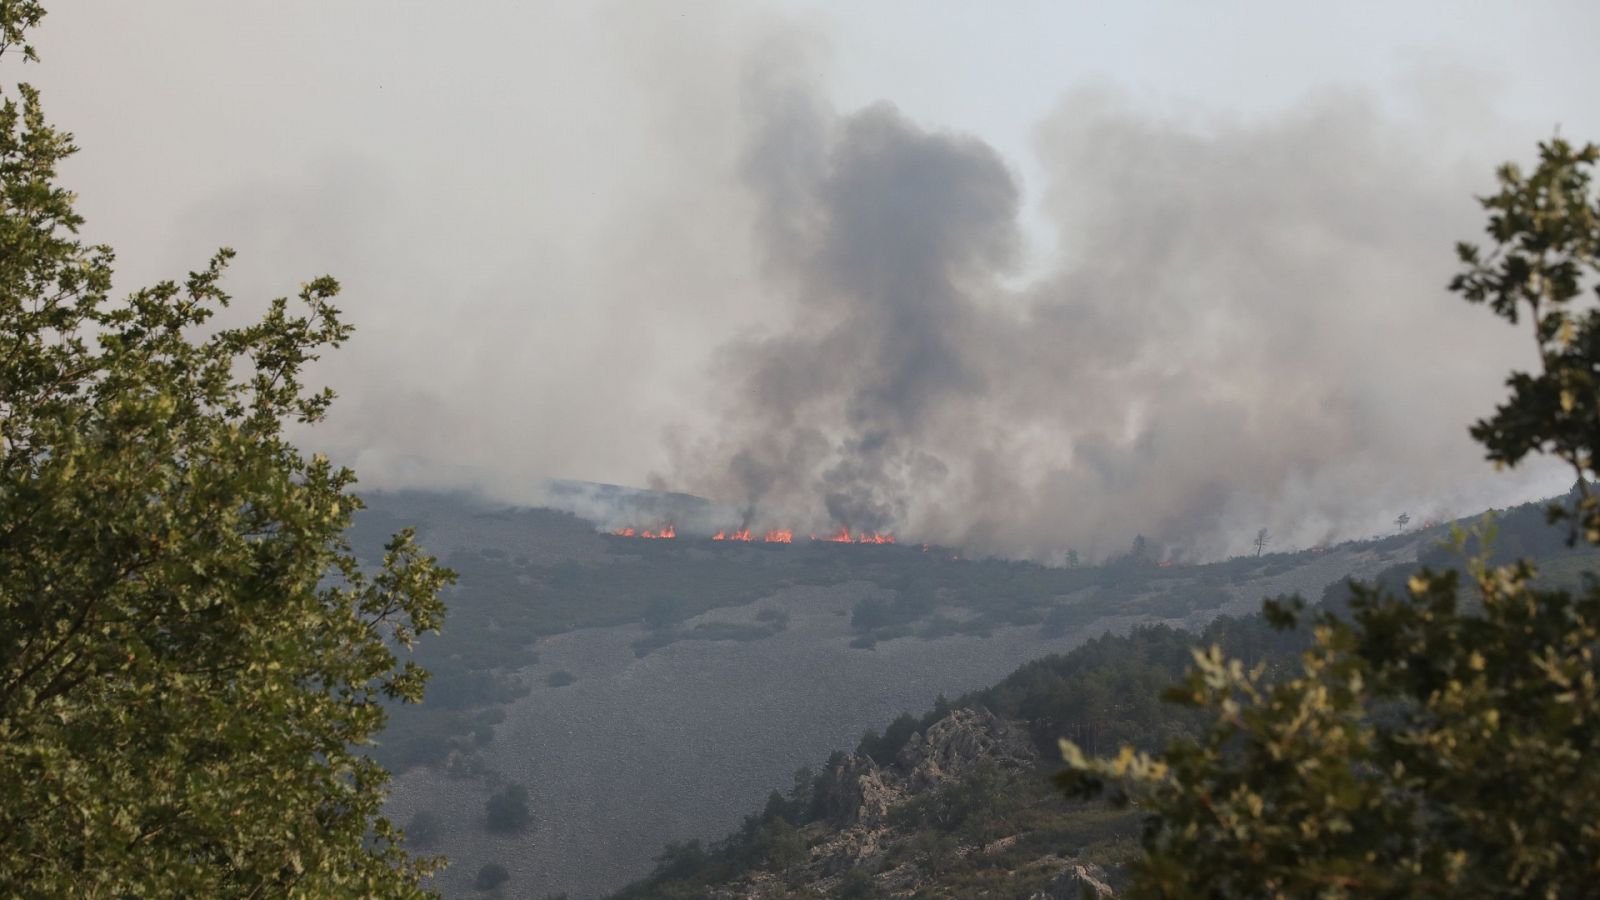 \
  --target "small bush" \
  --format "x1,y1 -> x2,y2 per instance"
836,867 -> 882,899
485,784 -> 532,834
474,862 -> 510,892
